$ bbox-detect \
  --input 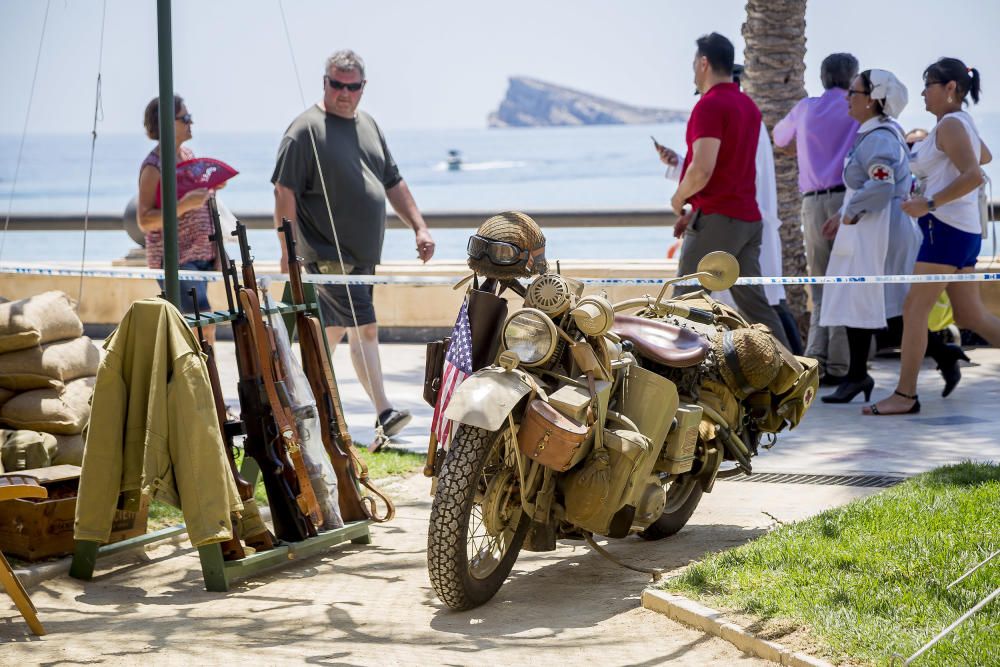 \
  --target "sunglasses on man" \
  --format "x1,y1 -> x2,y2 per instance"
175,113 -> 192,124
326,77 -> 364,92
